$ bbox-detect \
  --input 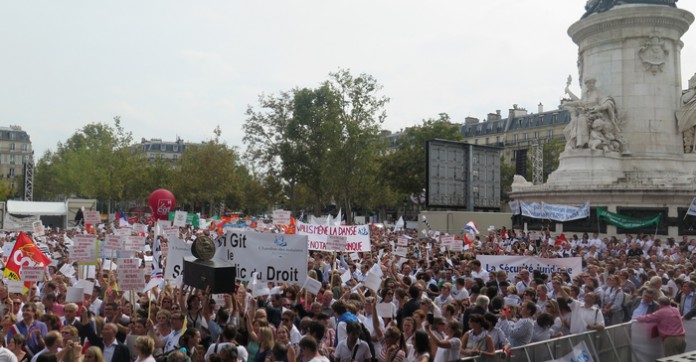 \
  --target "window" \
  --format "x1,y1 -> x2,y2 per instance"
9,143 -> 15,151
475,139 -> 479,145
552,114 -> 558,123
485,138 -> 489,145
534,131 -> 539,139
9,168 -> 15,177
9,132 -> 15,140
21,144 -> 27,152
514,134 -> 519,142
496,136 -> 500,144
161,144 -> 166,152
524,133 -> 528,140
9,155 -> 15,164
548,129 -> 554,138
173,154 -> 178,161
173,145 -> 179,152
